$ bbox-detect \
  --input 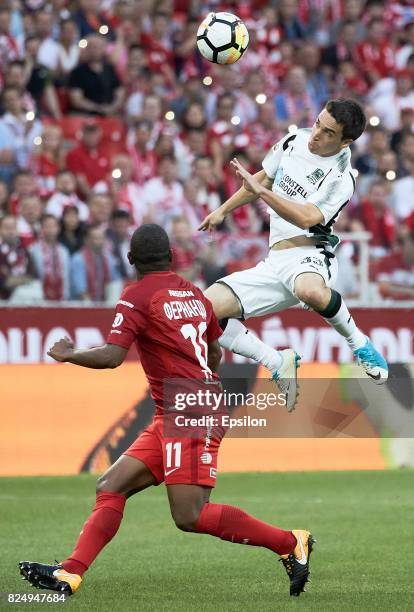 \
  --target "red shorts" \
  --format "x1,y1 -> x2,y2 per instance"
123,415 -> 221,487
